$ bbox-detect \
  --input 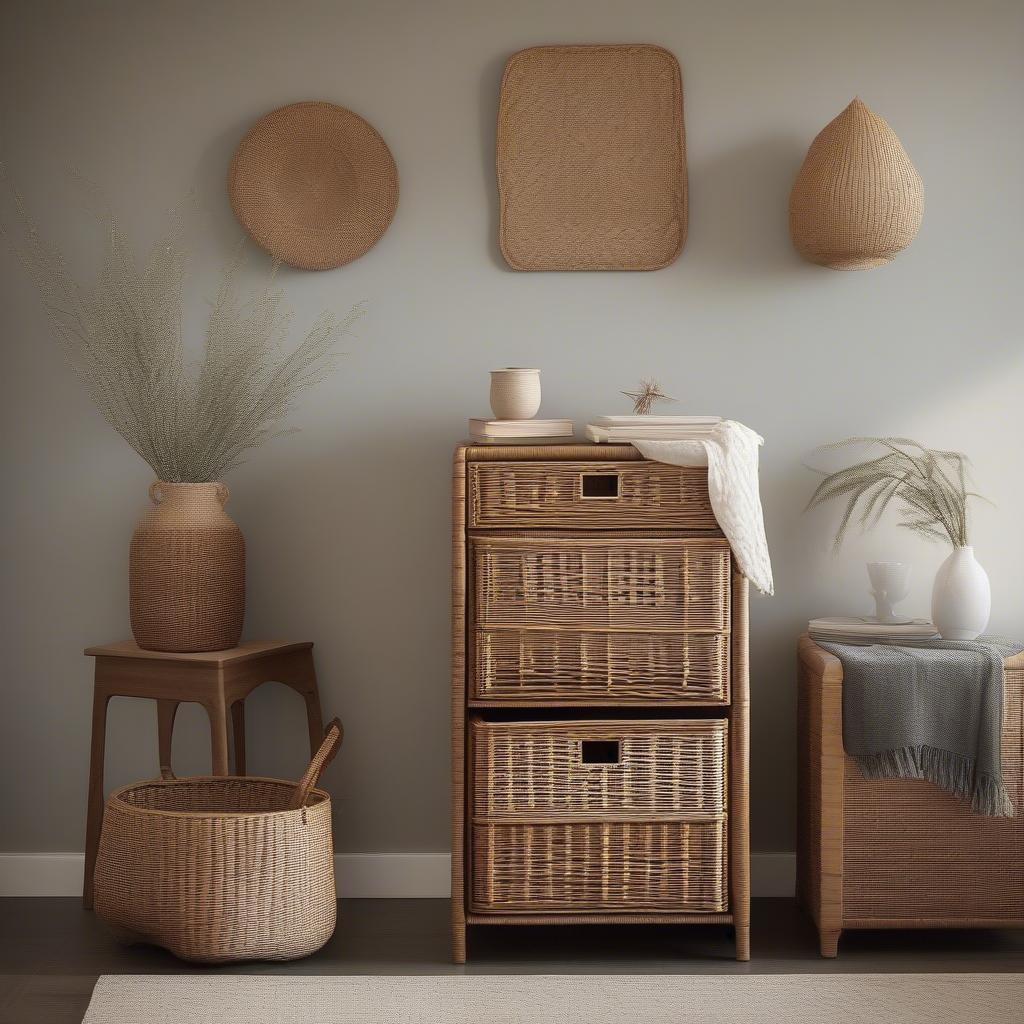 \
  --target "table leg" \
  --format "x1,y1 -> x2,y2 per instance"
302,687 -> 325,758
281,650 -> 325,757
820,927 -> 841,958
452,921 -> 467,965
735,923 -> 751,961
83,684 -> 110,908
205,697 -> 230,776
156,700 -> 178,779
231,700 -> 246,775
